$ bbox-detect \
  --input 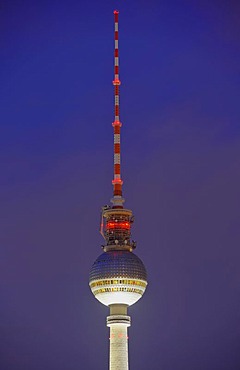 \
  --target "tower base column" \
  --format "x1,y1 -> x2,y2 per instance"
107,305 -> 131,370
